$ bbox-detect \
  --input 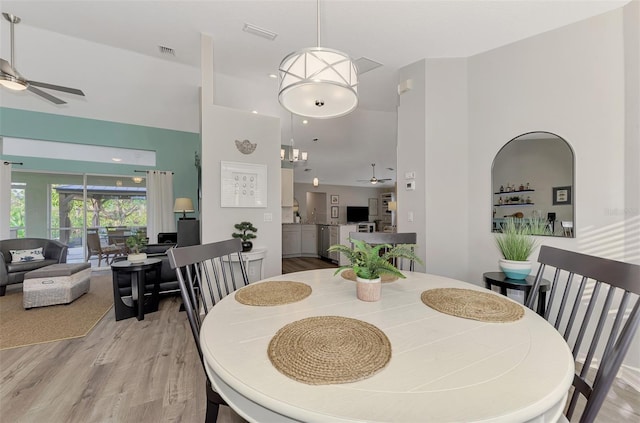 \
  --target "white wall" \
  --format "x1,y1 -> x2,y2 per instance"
396,58 -> 469,277
201,104 -> 282,278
